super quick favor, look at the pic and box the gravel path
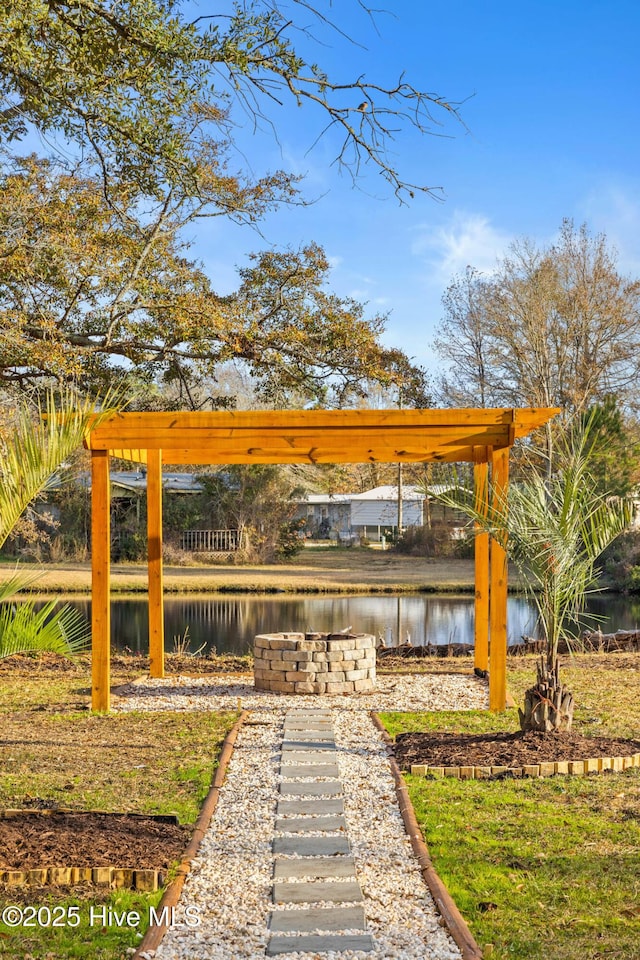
[122,674,487,959]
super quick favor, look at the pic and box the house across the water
[294,484,464,542]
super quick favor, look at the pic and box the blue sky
[190,0,640,376]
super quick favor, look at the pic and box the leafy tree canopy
[0,0,462,200]
[0,3,444,406]
[0,155,427,405]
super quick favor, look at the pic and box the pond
[58,593,640,656]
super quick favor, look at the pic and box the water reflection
[63,593,640,656]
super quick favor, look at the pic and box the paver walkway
[267,708,374,956]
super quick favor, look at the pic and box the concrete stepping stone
[274,815,347,833]
[282,730,335,739]
[272,836,350,856]
[281,751,338,763]
[277,798,344,816]
[269,709,373,956]
[285,712,332,719]
[285,707,332,720]
[284,720,332,725]
[280,764,340,779]
[267,933,374,956]
[273,880,363,904]
[282,740,336,750]
[284,722,333,730]
[284,727,336,743]
[280,781,343,796]
[284,721,333,728]
[273,857,356,880]
[284,713,333,719]
[269,905,367,933]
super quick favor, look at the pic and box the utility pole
[397,388,403,538]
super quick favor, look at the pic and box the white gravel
[114,671,487,714]
[123,674,487,959]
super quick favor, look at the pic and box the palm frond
[0,568,47,602]
[431,416,632,666]
[0,598,88,660]
[0,385,126,661]
[0,385,125,550]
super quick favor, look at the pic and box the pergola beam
[88,408,555,468]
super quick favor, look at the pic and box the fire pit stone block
[253,632,376,694]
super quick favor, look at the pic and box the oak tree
[0,1,461,201]
[0,156,419,404]
[1,3,452,404]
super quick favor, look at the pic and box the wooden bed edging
[133,709,249,959]
[409,751,640,781]
[370,711,483,960]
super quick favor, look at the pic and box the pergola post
[473,452,490,674]
[91,449,111,712]
[147,448,165,678]
[489,445,509,711]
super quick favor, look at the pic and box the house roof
[348,485,424,501]
[111,471,204,493]
[299,493,351,504]
[45,471,204,494]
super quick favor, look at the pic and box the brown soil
[0,650,250,676]
[0,812,190,871]
[393,729,640,770]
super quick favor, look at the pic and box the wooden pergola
[85,407,558,712]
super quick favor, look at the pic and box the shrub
[395,522,473,558]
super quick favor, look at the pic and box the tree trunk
[518,656,574,732]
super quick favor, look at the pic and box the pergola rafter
[85,406,558,711]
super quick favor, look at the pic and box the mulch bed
[0,651,250,676]
[0,812,190,871]
[393,730,640,771]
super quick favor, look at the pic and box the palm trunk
[519,656,574,732]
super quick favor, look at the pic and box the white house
[349,485,424,539]
[295,485,425,541]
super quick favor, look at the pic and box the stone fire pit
[253,632,376,695]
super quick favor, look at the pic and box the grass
[0,550,481,594]
[506,653,640,739]
[404,769,640,960]
[0,889,164,960]
[380,652,640,960]
[0,696,238,825]
[0,664,239,959]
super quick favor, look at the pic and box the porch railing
[180,528,245,553]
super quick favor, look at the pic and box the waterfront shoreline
[0,552,486,595]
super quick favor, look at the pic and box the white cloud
[411,211,513,282]
[579,182,640,275]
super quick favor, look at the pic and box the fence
[180,528,245,553]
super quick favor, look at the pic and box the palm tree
[434,419,632,732]
[0,388,118,659]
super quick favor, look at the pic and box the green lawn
[401,766,640,960]
[380,655,640,960]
